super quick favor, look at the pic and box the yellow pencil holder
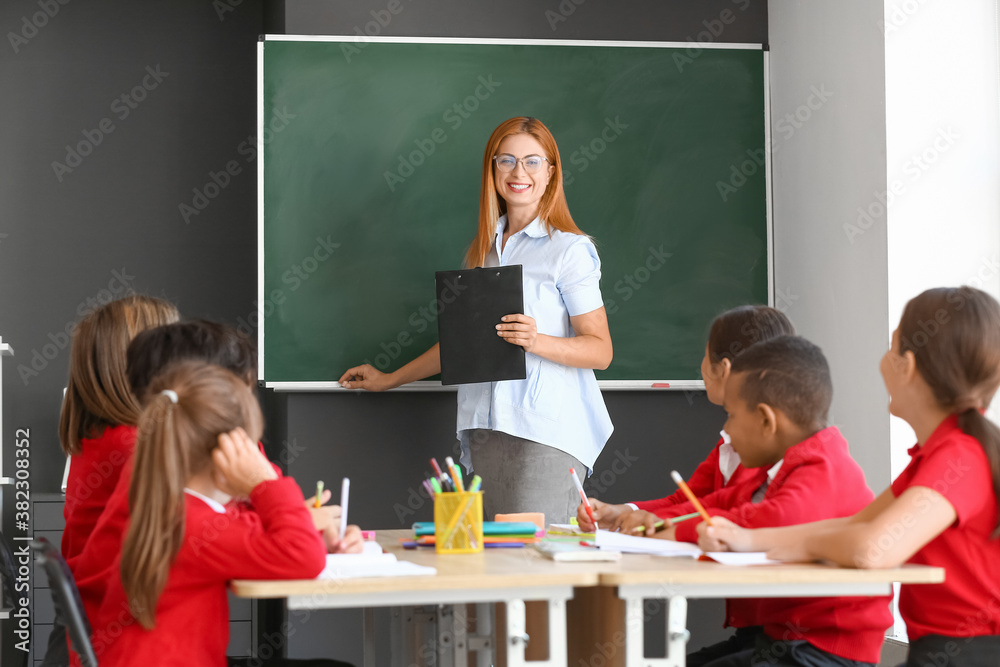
[434,491,484,554]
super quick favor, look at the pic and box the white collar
[766,459,784,481]
[495,214,547,238]
[184,487,227,514]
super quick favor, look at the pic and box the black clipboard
[435,265,526,386]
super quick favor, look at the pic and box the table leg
[469,603,494,667]
[363,607,376,667]
[622,589,690,667]
[504,599,529,667]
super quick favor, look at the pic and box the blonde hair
[59,295,179,455]
[464,117,587,269]
[120,361,264,628]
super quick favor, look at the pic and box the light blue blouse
[457,215,614,472]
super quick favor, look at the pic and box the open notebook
[594,530,779,565]
[319,542,437,579]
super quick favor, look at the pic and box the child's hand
[649,525,677,541]
[618,509,659,534]
[306,499,343,533]
[212,428,278,498]
[698,516,750,552]
[333,525,364,554]
[577,498,628,532]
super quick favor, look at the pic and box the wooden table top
[231,529,600,599]
[231,529,945,599]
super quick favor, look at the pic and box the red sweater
[671,427,893,663]
[61,425,137,562]
[93,478,325,667]
[69,446,285,666]
[891,415,1000,640]
[633,437,756,515]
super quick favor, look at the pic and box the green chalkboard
[260,38,769,384]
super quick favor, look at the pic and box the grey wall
[768,1,891,489]
[0,0,262,662]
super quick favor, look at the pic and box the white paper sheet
[319,551,437,579]
[704,552,782,566]
[594,529,702,557]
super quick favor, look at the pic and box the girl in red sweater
[59,294,178,562]
[577,304,794,534]
[706,286,1000,667]
[43,295,177,667]
[97,361,327,667]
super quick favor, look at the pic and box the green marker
[430,477,443,495]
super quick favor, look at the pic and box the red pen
[570,467,598,529]
[430,458,445,479]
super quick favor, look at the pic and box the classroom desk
[598,555,945,667]
[231,531,945,667]
[232,529,601,667]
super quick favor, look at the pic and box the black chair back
[30,537,98,667]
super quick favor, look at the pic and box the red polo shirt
[891,414,1000,640]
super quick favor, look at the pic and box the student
[42,296,178,667]
[576,305,794,535]
[96,361,329,667]
[657,336,892,667]
[704,286,1000,667]
[69,320,360,667]
[59,295,178,562]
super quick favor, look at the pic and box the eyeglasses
[493,154,551,173]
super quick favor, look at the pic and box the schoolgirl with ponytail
[705,286,1000,667]
[96,361,326,666]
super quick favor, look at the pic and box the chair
[30,538,98,667]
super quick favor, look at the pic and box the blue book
[412,521,539,537]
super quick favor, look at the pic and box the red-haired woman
[340,117,614,522]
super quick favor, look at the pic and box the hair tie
[953,397,983,413]
[161,389,179,404]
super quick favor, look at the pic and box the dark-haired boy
[652,336,892,667]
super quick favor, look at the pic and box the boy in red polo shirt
[653,335,892,667]
[705,286,1000,666]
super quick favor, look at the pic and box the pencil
[670,471,714,526]
[667,511,702,525]
[634,520,665,534]
[314,480,324,508]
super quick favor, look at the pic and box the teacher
[339,117,614,523]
